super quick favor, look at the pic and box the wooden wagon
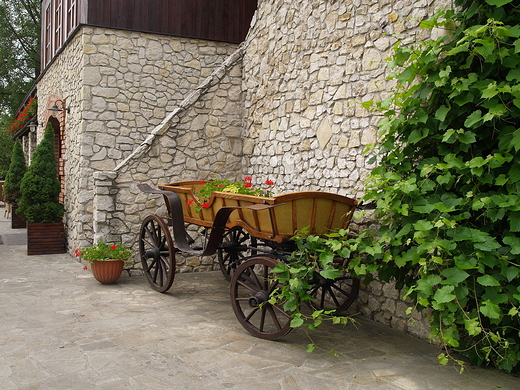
[138,180,359,339]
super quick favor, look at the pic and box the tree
[0,114,14,178]
[18,123,64,223]
[0,0,40,115]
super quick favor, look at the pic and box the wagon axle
[248,290,269,308]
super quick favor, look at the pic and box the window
[66,0,77,37]
[54,0,62,49]
[44,3,52,66]
[42,0,79,68]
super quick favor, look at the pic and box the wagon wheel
[307,269,360,314]
[139,215,176,293]
[218,226,257,281]
[230,256,292,340]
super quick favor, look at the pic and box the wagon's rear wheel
[308,270,360,314]
[230,256,292,339]
[139,215,176,293]
[218,226,257,281]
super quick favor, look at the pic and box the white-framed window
[43,0,79,68]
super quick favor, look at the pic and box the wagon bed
[159,180,358,242]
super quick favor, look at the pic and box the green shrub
[3,140,26,204]
[357,0,520,373]
[18,123,64,223]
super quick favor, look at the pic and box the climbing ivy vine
[357,0,520,373]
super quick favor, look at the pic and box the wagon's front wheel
[139,215,176,293]
[230,256,292,340]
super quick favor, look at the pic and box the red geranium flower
[244,176,252,181]
[74,249,82,257]
[200,180,205,184]
[186,199,194,207]
[201,202,210,208]
[110,244,117,250]
[217,184,223,188]
[83,266,88,270]
[265,180,274,185]
[244,182,252,188]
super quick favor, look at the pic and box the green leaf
[508,128,520,152]
[306,343,316,353]
[435,105,449,122]
[414,220,434,231]
[290,317,304,327]
[464,110,482,128]
[503,236,520,255]
[477,275,501,287]
[508,211,520,232]
[408,129,425,144]
[480,300,502,320]
[485,0,513,6]
[319,268,341,280]
[474,239,501,251]
[434,285,456,303]
[464,318,482,336]
[438,353,449,365]
[441,267,470,285]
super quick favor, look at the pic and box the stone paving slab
[0,233,27,245]
[0,214,519,389]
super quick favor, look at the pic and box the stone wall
[241,0,451,338]
[37,26,244,263]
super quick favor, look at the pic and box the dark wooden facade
[86,0,257,43]
[42,0,257,69]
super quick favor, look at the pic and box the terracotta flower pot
[90,259,125,284]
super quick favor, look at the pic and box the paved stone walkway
[0,205,519,389]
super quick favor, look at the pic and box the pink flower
[201,202,210,208]
[265,180,274,185]
[83,266,88,270]
[110,245,117,250]
[244,182,252,188]
[186,199,194,207]
[244,176,252,181]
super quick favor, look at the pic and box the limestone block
[362,48,382,71]
[92,34,109,45]
[361,127,378,145]
[317,119,332,149]
[83,67,102,86]
[145,40,163,61]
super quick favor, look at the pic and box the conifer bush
[3,140,26,205]
[18,123,64,223]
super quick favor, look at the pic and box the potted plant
[75,242,133,284]
[3,140,27,228]
[17,123,65,255]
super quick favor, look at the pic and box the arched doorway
[46,114,65,203]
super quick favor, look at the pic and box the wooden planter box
[159,181,358,242]
[11,204,27,229]
[27,222,66,255]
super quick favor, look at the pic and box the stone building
[25,0,452,338]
